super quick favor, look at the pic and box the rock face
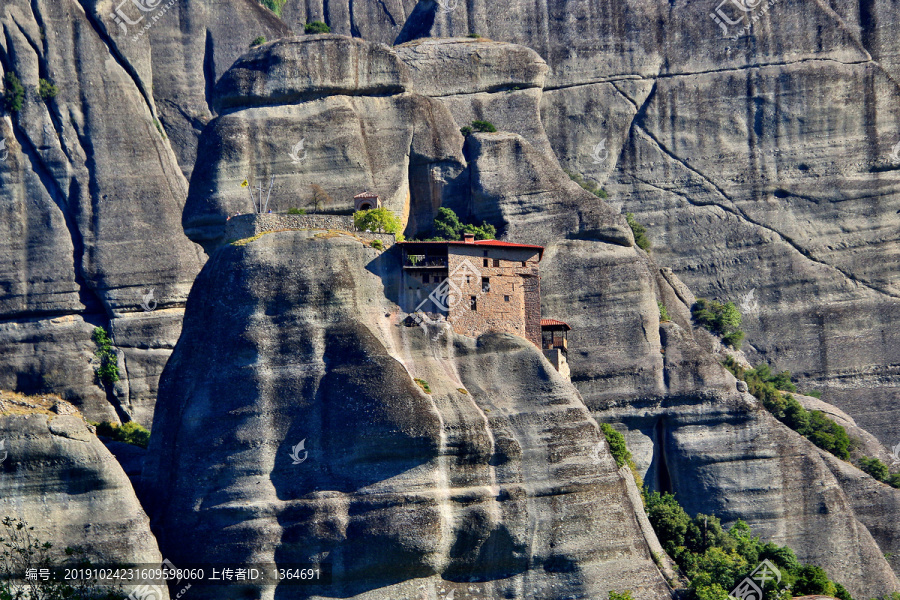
[0,408,163,591]
[183,36,465,251]
[0,0,205,424]
[142,231,672,599]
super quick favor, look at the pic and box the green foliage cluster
[858,456,900,488]
[643,491,852,600]
[304,20,331,34]
[259,0,287,16]
[287,207,306,215]
[354,207,405,241]
[658,301,670,322]
[467,33,481,38]
[608,591,635,600]
[724,357,852,460]
[600,423,643,489]
[92,421,151,448]
[37,79,58,100]
[250,36,267,47]
[625,213,651,252]
[460,120,497,136]
[3,73,25,113]
[424,207,495,241]
[1,517,122,600]
[564,169,609,199]
[691,298,743,348]
[414,378,431,394]
[91,327,119,386]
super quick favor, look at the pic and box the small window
[483,259,489,268]
[493,258,500,267]
[423,274,429,284]
[504,295,510,302]
[482,278,490,293]
[522,261,527,267]
[470,296,477,311]
[483,250,488,257]
[466,276,471,284]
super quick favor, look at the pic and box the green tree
[91,327,119,386]
[3,72,25,113]
[38,78,58,100]
[858,456,890,482]
[692,299,744,348]
[305,20,331,33]
[250,36,267,47]
[428,207,495,241]
[354,208,404,240]
[793,564,837,596]
[471,120,496,133]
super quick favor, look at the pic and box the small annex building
[354,191,381,211]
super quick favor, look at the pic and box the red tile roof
[540,319,571,330]
[400,239,544,259]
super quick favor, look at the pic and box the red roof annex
[540,319,571,330]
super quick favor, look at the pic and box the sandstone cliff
[142,231,673,599]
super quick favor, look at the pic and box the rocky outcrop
[0,400,164,595]
[0,0,205,422]
[184,36,465,251]
[142,231,673,599]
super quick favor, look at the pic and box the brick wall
[442,245,541,344]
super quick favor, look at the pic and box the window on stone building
[470,296,477,311]
[483,259,489,267]
[522,261,527,267]
[493,258,500,267]
[482,278,490,293]
[504,295,510,302]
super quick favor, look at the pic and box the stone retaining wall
[225,213,396,248]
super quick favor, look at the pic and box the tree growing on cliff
[304,20,331,34]
[692,298,744,348]
[428,207,495,241]
[3,73,25,113]
[354,207,404,240]
[91,327,119,386]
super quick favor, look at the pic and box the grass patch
[564,169,608,199]
[259,0,287,16]
[250,36,267,47]
[457,388,468,395]
[90,420,151,448]
[600,423,643,490]
[414,378,432,394]
[305,20,331,33]
[658,301,670,322]
[287,207,306,215]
